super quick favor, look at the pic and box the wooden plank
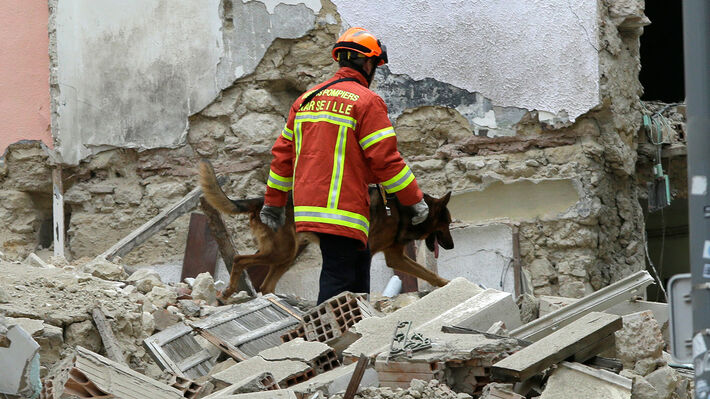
[180,213,219,281]
[266,296,303,322]
[99,177,226,261]
[193,326,247,362]
[584,356,623,373]
[343,355,369,399]
[491,312,622,383]
[199,197,256,296]
[92,308,126,365]
[572,333,615,363]
[52,167,65,259]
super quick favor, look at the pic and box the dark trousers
[317,233,371,304]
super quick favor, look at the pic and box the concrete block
[0,325,40,396]
[288,362,379,397]
[436,224,516,293]
[644,366,679,399]
[480,383,524,399]
[540,362,631,399]
[452,289,522,331]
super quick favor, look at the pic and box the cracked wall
[1,0,649,300]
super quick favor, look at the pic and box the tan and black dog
[198,159,453,298]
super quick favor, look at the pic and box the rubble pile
[0,253,694,399]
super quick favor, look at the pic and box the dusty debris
[192,272,218,304]
[330,379,472,399]
[128,268,166,294]
[81,257,127,280]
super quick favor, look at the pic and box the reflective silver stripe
[281,127,294,140]
[268,175,292,190]
[359,127,395,150]
[295,113,356,129]
[382,168,413,192]
[328,125,347,208]
[294,210,369,230]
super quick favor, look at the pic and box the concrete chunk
[453,289,522,331]
[0,325,40,396]
[212,356,310,390]
[540,362,631,399]
[202,372,278,398]
[258,338,330,362]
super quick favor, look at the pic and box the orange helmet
[332,27,388,66]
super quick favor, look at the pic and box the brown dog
[198,160,453,298]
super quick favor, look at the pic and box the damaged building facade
[0,0,686,300]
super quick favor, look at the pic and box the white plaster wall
[54,0,319,165]
[435,224,516,293]
[333,0,600,120]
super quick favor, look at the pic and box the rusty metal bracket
[387,321,431,360]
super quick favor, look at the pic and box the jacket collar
[334,67,370,87]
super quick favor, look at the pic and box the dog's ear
[426,233,437,251]
[442,191,451,205]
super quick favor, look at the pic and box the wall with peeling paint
[52,0,600,164]
[53,0,320,165]
[334,0,600,121]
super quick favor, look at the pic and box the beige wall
[0,0,51,155]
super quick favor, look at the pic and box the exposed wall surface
[53,0,325,165]
[0,0,52,155]
[333,0,600,120]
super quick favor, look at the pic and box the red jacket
[264,67,423,245]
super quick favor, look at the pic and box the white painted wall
[435,224,516,294]
[333,0,600,120]
[54,0,319,165]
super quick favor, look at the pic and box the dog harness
[264,67,423,245]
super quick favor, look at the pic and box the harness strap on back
[299,78,359,110]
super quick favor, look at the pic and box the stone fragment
[0,287,9,303]
[147,286,177,309]
[128,269,165,294]
[540,362,631,399]
[153,309,181,331]
[178,299,201,317]
[644,366,679,399]
[145,181,187,209]
[479,383,522,399]
[115,183,143,205]
[630,375,660,399]
[65,320,102,353]
[530,258,556,288]
[517,293,539,324]
[615,311,664,370]
[191,272,217,304]
[142,312,155,336]
[243,87,278,112]
[81,258,126,281]
[5,317,64,366]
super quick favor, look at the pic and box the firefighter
[261,27,429,304]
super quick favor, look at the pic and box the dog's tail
[198,159,263,214]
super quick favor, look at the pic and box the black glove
[410,198,429,225]
[260,205,285,231]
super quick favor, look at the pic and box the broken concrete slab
[259,338,340,374]
[538,295,669,327]
[5,316,64,366]
[44,346,184,399]
[202,372,278,398]
[0,324,41,397]
[644,365,680,399]
[492,312,622,382]
[452,289,522,331]
[343,277,484,359]
[511,271,653,342]
[540,362,631,399]
[212,356,312,390]
[288,362,379,397]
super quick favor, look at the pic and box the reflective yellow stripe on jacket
[381,165,415,194]
[294,206,369,236]
[267,169,293,192]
